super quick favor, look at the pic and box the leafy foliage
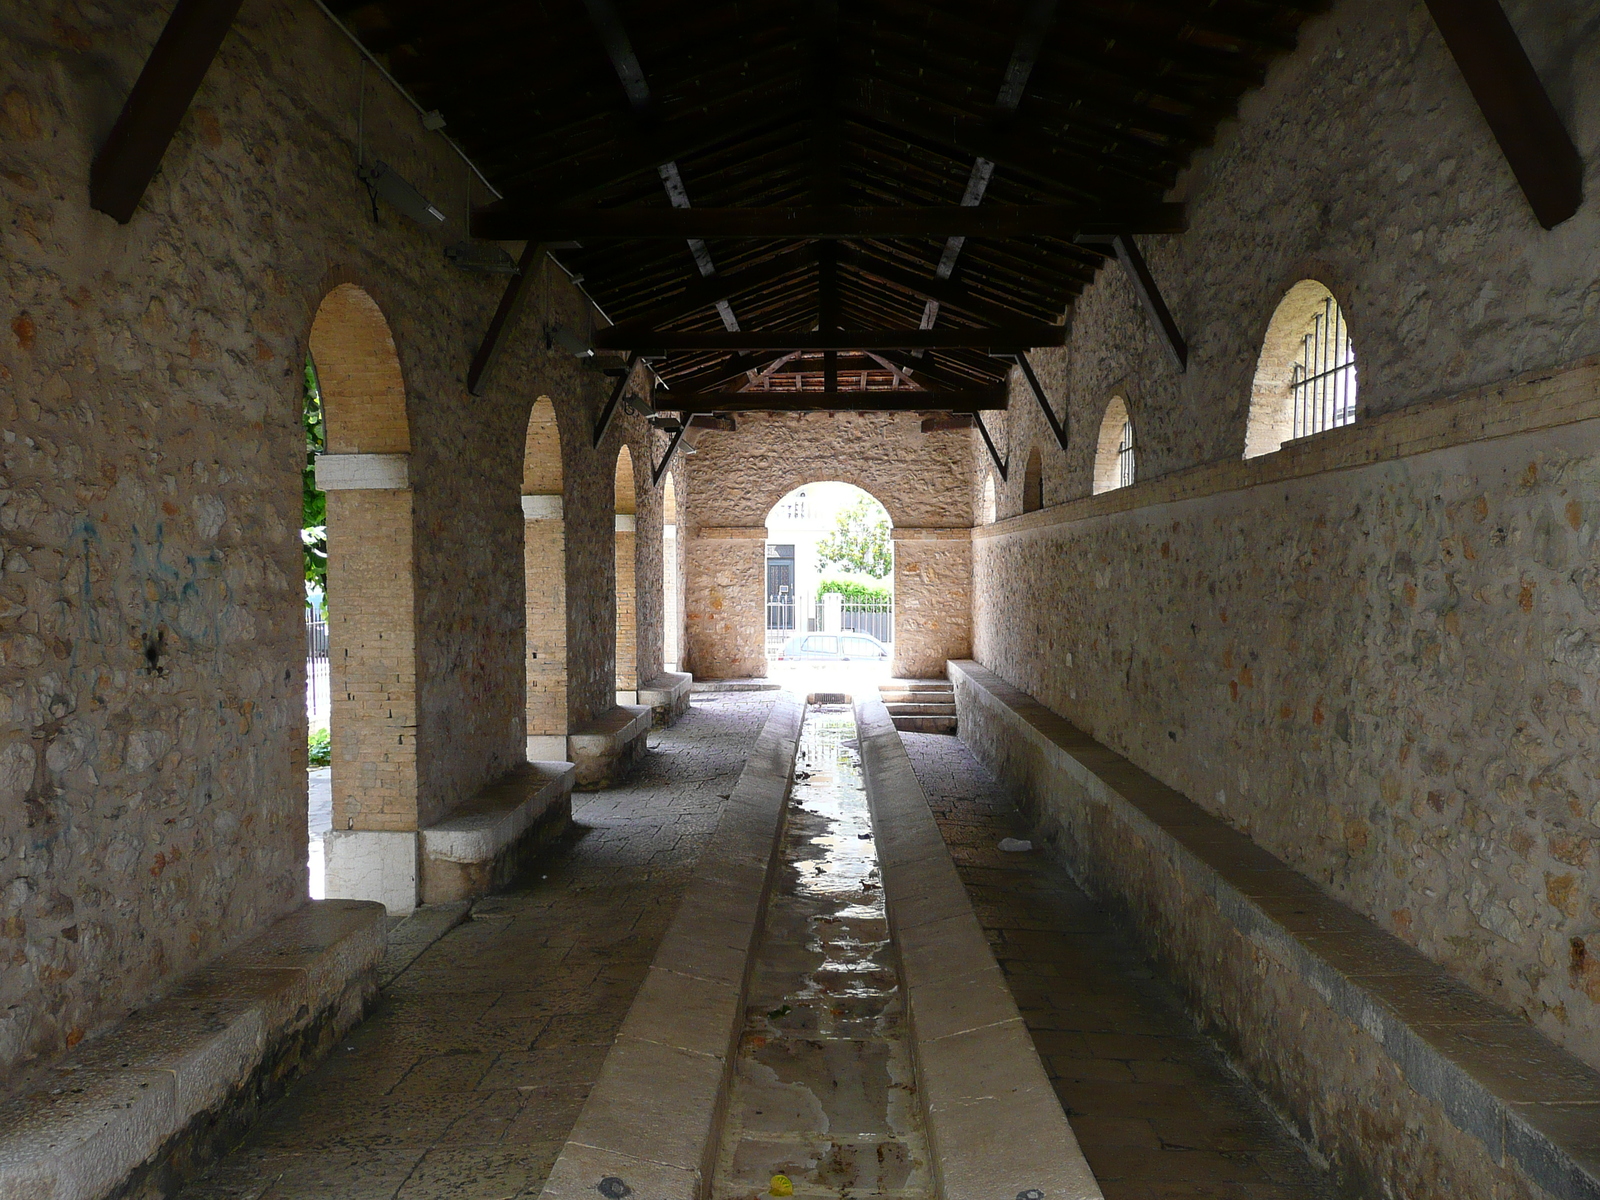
[308,726,332,767]
[303,356,327,595]
[817,579,890,603]
[814,497,892,579]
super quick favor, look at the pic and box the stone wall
[0,0,645,1081]
[682,411,974,678]
[970,0,1600,1071]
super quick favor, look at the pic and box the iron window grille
[1291,297,1357,439]
[1117,420,1135,489]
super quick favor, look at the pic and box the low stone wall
[951,659,1600,1200]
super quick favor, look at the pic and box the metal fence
[765,593,892,654]
[306,615,329,717]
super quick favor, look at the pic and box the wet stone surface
[713,705,931,1200]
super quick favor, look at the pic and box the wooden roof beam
[473,202,1184,241]
[595,325,1068,353]
[655,390,1008,413]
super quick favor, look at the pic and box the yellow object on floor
[769,1175,794,1197]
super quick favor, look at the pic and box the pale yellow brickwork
[309,284,411,455]
[311,285,420,834]
[614,447,638,690]
[326,488,418,832]
[523,399,568,737]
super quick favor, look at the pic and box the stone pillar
[890,528,973,679]
[523,493,567,761]
[684,527,767,679]
[317,452,420,914]
[615,512,638,704]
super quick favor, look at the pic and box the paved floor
[181,693,775,1200]
[901,732,1345,1200]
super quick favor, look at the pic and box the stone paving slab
[174,694,777,1200]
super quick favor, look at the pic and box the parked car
[774,632,889,661]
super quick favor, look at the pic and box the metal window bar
[305,614,329,717]
[1116,421,1135,489]
[1291,297,1357,440]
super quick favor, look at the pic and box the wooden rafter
[595,325,1068,354]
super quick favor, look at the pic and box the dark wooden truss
[325,0,1340,408]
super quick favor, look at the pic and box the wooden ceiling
[331,0,1324,411]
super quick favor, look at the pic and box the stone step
[885,702,957,717]
[880,688,955,704]
[880,678,952,692]
[891,715,958,734]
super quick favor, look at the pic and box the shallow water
[711,703,932,1200]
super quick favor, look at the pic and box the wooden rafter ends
[1424,0,1582,230]
[90,0,245,223]
[472,203,1187,242]
[655,390,1007,413]
[594,326,1067,353]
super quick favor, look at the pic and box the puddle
[711,704,931,1200]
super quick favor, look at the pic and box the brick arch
[522,397,564,494]
[522,397,567,752]
[613,444,637,515]
[309,283,420,913]
[762,479,896,529]
[310,283,410,454]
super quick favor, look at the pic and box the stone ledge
[638,671,692,727]
[0,900,385,1200]
[853,694,1104,1200]
[689,679,781,693]
[949,658,1600,1200]
[419,761,575,904]
[537,695,805,1200]
[567,705,651,790]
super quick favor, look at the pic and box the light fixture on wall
[359,160,446,228]
[445,241,520,273]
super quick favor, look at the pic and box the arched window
[521,397,567,760]
[1021,447,1043,513]
[1246,280,1358,458]
[980,474,996,524]
[1093,397,1135,495]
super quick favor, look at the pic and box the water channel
[711,702,932,1200]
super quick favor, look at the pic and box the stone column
[523,493,567,760]
[318,452,420,914]
[615,512,638,704]
[684,527,767,679]
[890,528,973,679]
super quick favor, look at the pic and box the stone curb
[853,694,1105,1200]
[536,694,805,1200]
[0,899,386,1200]
[949,658,1600,1200]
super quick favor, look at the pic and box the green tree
[302,356,327,595]
[815,496,892,579]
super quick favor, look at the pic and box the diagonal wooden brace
[973,412,1010,481]
[651,416,695,486]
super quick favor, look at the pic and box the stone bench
[949,658,1600,1200]
[0,899,385,1200]
[419,761,575,904]
[637,671,692,726]
[567,704,651,789]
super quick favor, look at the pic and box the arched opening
[614,445,638,702]
[981,474,997,525]
[308,283,420,914]
[522,397,567,761]
[1093,397,1135,495]
[1022,447,1043,513]
[764,482,893,677]
[1246,279,1359,458]
[662,474,681,673]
